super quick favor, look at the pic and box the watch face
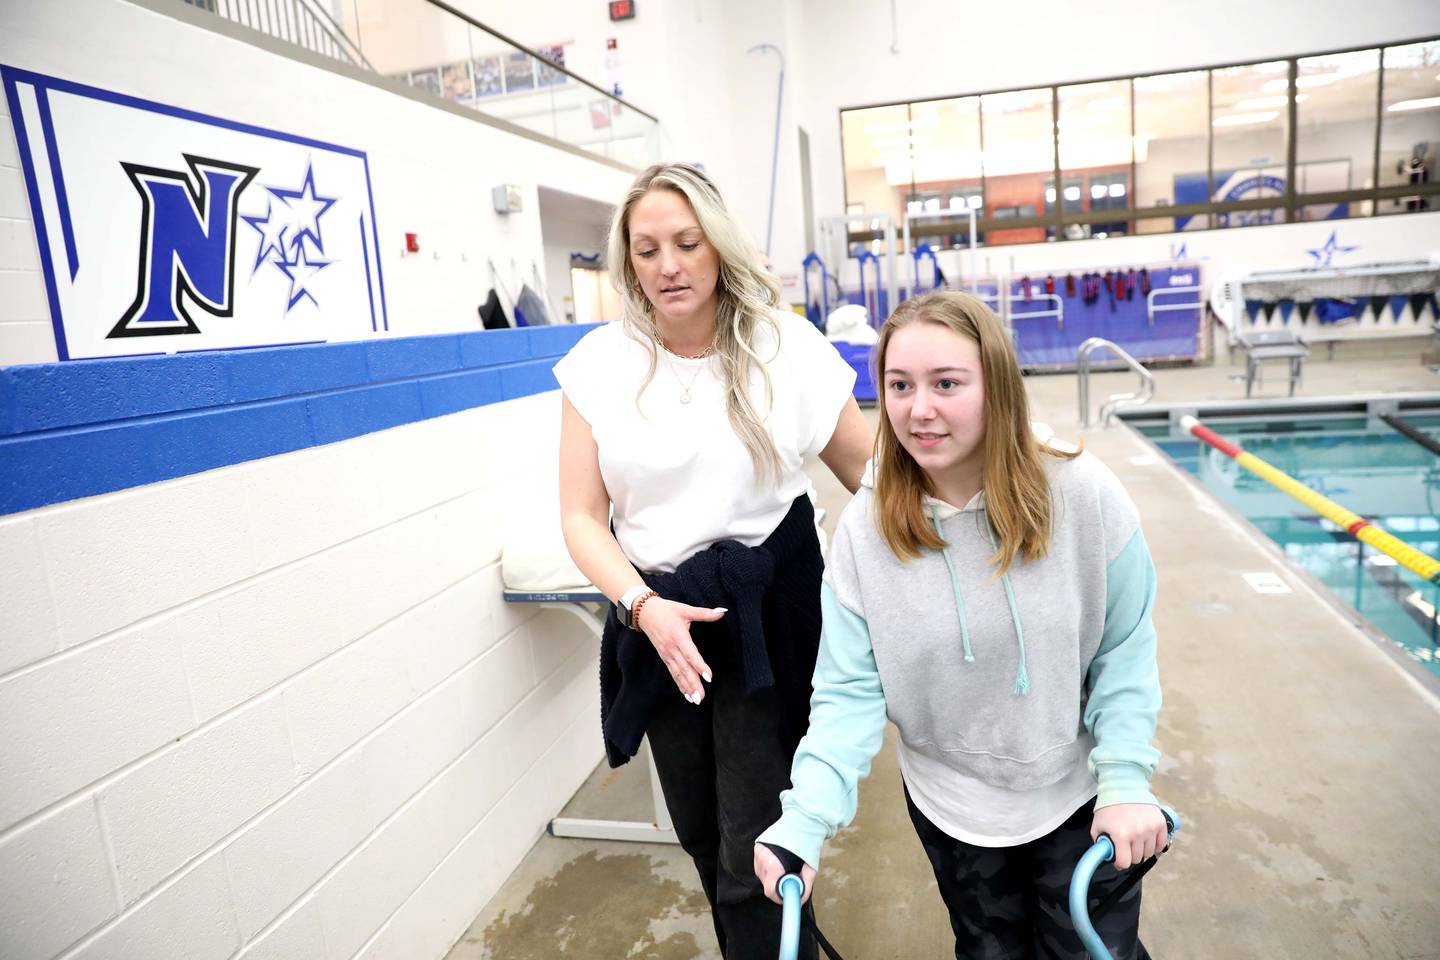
[617,601,633,629]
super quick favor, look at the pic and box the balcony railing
[182,0,660,168]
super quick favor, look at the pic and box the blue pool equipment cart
[1070,805,1181,960]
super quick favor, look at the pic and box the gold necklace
[659,334,716,360]
[668,354,709,404]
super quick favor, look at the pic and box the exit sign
[609,0,635,20]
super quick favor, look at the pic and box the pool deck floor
[447,343,1440,959]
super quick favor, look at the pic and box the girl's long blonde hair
[872,291,1079,574]
[607,163,784,485]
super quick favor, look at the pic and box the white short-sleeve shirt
[554,310,857,572]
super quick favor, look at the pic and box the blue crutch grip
[777,873,804,960]
[1070,806,1180,960]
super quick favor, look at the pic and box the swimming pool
[1130,400,1440,680]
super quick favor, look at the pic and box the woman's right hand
[636,597,724,704]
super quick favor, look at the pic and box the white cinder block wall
[0,0,633,956]
[0,392,601,960]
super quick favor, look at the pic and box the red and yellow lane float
[1179,414,1440,586]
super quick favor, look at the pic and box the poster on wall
[1,66,389,361]
[442,62,474,101]
[535,46,568,87]
[408,69,441,96]
[503,52,536,93]
[473,56,503,96]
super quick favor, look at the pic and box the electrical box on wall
[492,184,523,214]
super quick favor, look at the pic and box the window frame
[838,35,1440,250]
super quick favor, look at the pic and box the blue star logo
[241,200,291,273]
[1306,230,1358,268]
[273,245,331,311]
[240,160,339,310]
[1172,242,1189,260]
[268,164,337,254]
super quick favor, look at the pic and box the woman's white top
[554,310,857,573]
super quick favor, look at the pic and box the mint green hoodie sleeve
[1085,526,1163,808]
[756,581,888,869]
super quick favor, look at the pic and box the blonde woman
[754,291,1167,960]
[555,162,872,958]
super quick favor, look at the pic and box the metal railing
[181,0,660,167]
[1077,337,1154,427]
[189,0,373,69]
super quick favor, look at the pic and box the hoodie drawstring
[984,523,1030,695]
[930,505,974,663]
[929,502,1030,696]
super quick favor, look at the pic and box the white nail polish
[691,690,703,703]
[701,670,713,683]
[713,607,728,615]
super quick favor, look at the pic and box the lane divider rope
[1179,414,1440,586]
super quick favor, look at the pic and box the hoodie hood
[860,420,1070,518]
[859,457,984,521]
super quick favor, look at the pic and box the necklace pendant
[680,392,692,404]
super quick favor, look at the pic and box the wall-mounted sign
[1,66,389,360]
[608,1,635,21]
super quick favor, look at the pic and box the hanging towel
[514,284,552,327]
[479,289,511,330]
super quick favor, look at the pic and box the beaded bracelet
[631,589,659,629]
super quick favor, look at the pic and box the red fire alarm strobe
[608,1,635,22]
[405,232,420,253]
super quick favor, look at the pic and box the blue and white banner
[2,67,388,360]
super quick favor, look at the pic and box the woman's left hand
[1090,803,1168,870]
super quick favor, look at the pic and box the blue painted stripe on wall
[0,326,586,437]
[0,325,597,516]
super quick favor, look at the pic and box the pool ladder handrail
[1077,338,1155,428]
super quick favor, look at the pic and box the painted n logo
[110,155,258,338]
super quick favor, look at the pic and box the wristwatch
[616,584,656,630]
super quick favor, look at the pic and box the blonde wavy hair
[606,162,784,485]
[872,291,1080,574]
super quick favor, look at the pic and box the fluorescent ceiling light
[967,194,983,209]
[1388,96,1440,112]
[1063,185,1081,202]
[948,196,964,210]
[1108,182,1127,197]
[1091,183,1108,199]
[1213,111,1280,126]
[1045,187,1057,202]
[1234,94,1308,110]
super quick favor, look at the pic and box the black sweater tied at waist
[599,493,823,767]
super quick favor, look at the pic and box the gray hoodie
[758,450,1162,868]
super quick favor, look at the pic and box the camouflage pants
[906,788,1151,960]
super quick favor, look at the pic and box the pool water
[1140,412,1440,679]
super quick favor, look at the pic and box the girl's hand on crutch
[754,843,817,905]
[1090,803,1169,870]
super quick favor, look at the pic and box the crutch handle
[1069,805,1181,960]
[777,873,804,960]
